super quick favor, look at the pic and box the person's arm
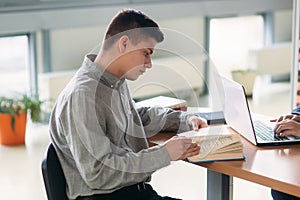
[59,90,171,190]
[137,106,183,132]
[136,105,207,135]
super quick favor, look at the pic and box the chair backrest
[41,143,68,200]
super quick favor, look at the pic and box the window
[0,35,30,97]
[209,15,264,77]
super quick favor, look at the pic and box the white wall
[45,8,292,72]
[50,26,105,71]
[250,42,292,76]
[159,17,205,47]
[274,9,293,42]
[48,16,205,72]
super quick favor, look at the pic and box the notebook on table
[220,75,300,146]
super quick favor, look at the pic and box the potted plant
[0,94,43,146]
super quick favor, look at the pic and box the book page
[178,125,230,137]
[178,125,243,161]
[135,96,187,109]
[188,134,242,162]
[193,135,240,159]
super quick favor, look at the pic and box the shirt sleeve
[58,89,171,190]
[136,105,193,136]
[292,106,300,115]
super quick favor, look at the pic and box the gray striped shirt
[49,54,192,199]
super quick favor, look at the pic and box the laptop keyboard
[253,120,288,141]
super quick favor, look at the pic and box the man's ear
[118,35,129,53]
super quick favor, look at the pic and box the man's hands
[271,114,300,137]
[163,136,200,161]
[188,115,208,131]
[163,115,207,161]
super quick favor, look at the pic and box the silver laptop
[220,75,300,146]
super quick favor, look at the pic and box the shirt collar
[82,54,125,89]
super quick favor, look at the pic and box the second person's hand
[273,119,300,138]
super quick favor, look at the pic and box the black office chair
[41,143,68,200]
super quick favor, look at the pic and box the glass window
[0,35,30,97]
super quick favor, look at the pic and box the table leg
[207,169,233,200]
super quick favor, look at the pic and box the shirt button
[111,85,114,88]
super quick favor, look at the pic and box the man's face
[121,37,157,81]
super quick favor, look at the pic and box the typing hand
[273,119,300,138]
[270,114,299,123]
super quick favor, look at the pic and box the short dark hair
[103,9,164,49]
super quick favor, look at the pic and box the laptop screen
[220,76,258,145]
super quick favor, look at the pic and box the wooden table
[148,130,300,200]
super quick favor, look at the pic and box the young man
[49,9,207,200]
[270,106,300,200]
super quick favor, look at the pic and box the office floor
[0,78,291,200]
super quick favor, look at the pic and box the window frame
[0,32,38,97]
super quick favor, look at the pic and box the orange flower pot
[0,113,27,145]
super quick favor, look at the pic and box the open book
[178,125,245,163]
[135,96,187,111]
